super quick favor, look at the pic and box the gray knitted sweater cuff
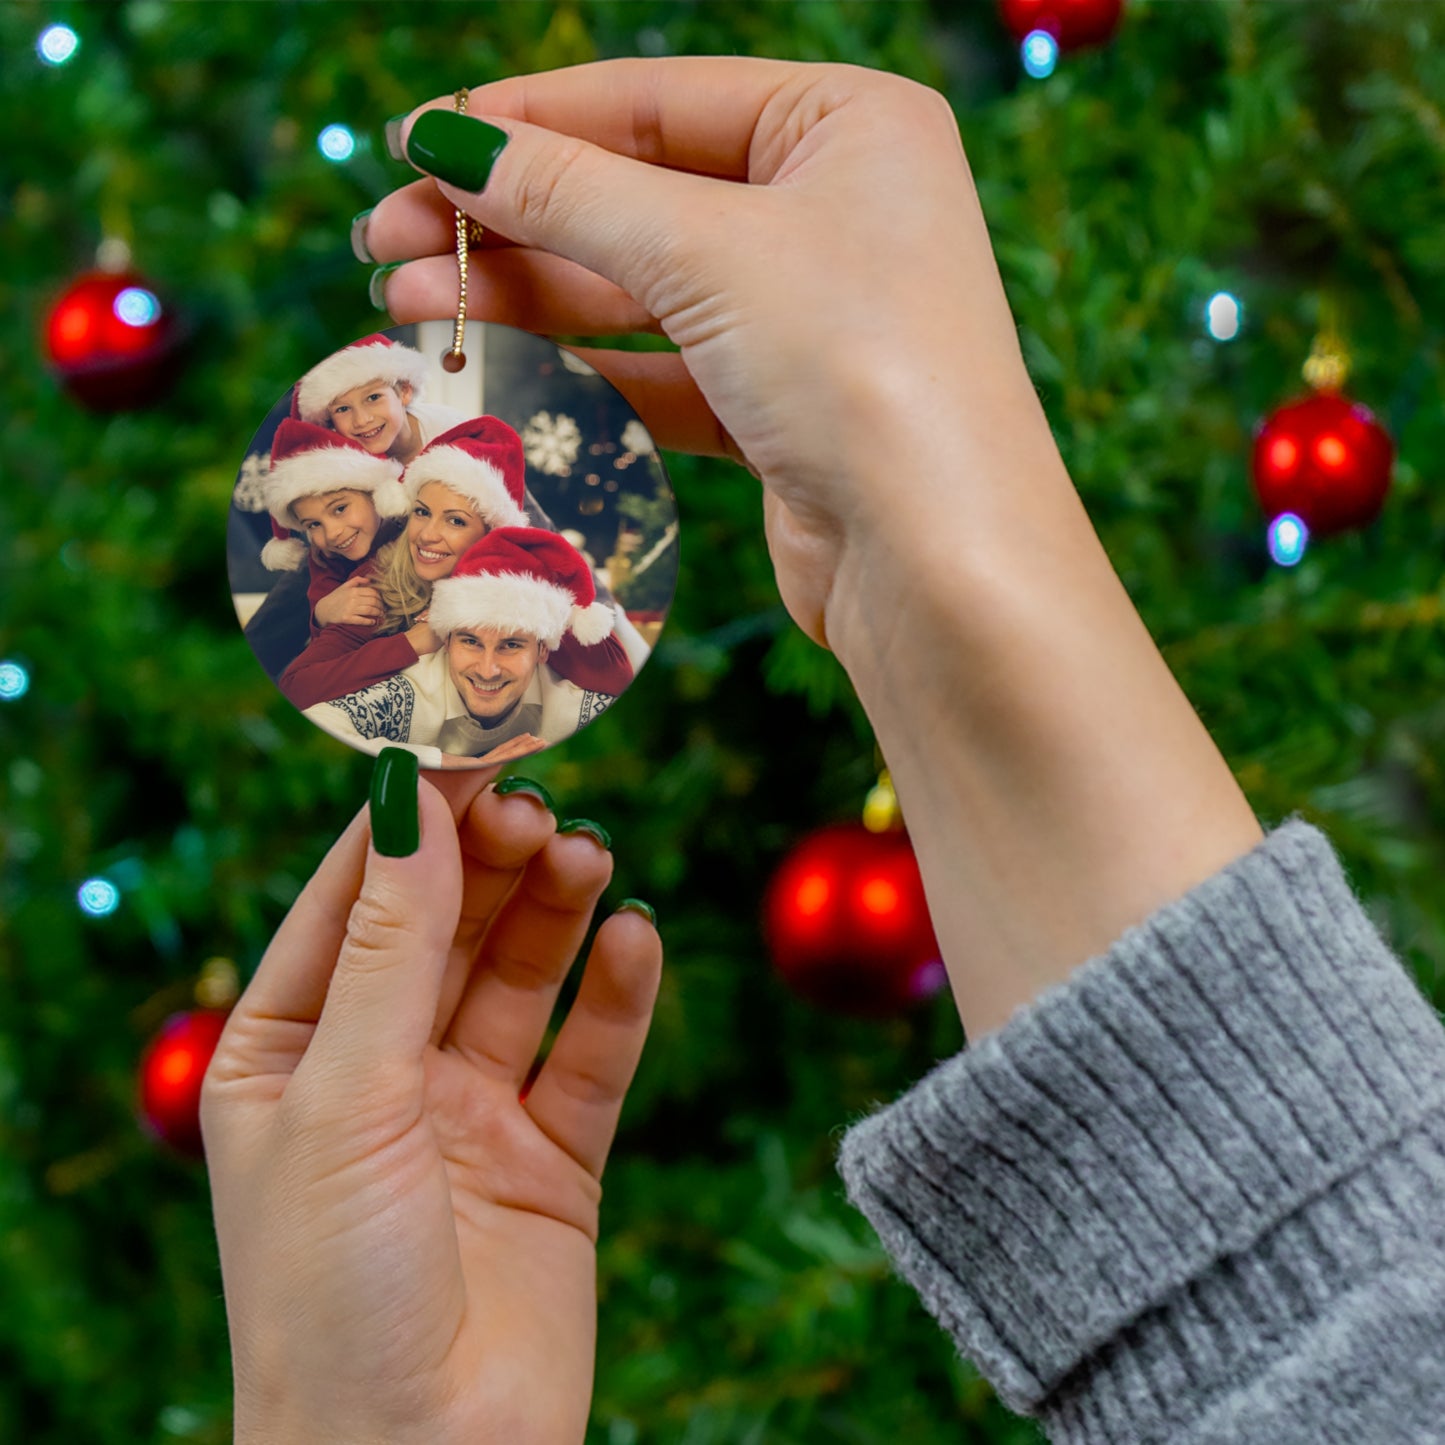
[837,819,1445,1440]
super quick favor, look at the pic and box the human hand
[478,732,549,764]
[405,618,441,655]
[314,575,384,629]
[202,756,662,1444]
[365,58,1063,656]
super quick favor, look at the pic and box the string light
[1267,512,1309,568]
[0,660,29,701]
[318,124,356,162]
[77,878,121,918]
[37,24,79,66]
[114,287,162,327]
[1022,31,1059,78]
[1205,292,1242,341]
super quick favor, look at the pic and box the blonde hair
[374,536,432,635]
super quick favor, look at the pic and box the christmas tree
[2,3,1442,1441]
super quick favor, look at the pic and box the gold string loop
[441,87,478,374]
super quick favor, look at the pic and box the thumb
[303,750,462,1085]
[399,107,742,316]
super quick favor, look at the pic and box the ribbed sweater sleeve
[837,819,1445,1443]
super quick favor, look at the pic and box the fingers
[440,829,614,1085]
[300,778,463,1082]
[524,907,662,1180]
[377,246,662,337]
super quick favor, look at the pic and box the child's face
[290,489,382,563]
[326,379,413,456]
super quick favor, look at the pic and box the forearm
[826,398,1261,1041]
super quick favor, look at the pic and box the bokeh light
[1205,291,1242,341]
[0,660,29,701]
[1267,512,1309,567]
[37,24,79,66]
[318,124,356,162]
[1022,31,1059,79]
[77,878,121,917]
[114,287,162,328]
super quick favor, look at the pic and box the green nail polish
[350,208,375,264]
[494,775,555,812]
[368,262,403,312]
[617,898,657,927]
[370,748,420,857]
[405,110,509,192]
[559,818,612,850]
[384,113,409,162]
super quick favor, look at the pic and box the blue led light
[78,878,121,918]
[1268,512,1309,568]
[38,24,79,65]
[318,124,357,162]
[0,660,28,701]
[1022,30,1059,79]
[114,287,161,328]
[1205,291,1242,342]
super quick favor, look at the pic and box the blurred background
[2,3,1443,1442]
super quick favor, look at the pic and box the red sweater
[279,556,634,710]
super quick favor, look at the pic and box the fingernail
[558,818,611,850]
[405,110,510,192]
[384,113,409,162]
[617,898,657,927]
[368,262,403,312]
[493,775,555,813]
[370,747,420,857]
[350,208,375,264]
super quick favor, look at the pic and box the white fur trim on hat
[266,446,407,527]
[406,446,528,530]
[293,341,429,424]
[568,600,615,647]
[428,571,576,650]
[261,536,308,572]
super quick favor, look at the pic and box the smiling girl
[277,416,635,711]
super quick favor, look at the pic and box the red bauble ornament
[138,1009,229,1156]
[44,269,182,410]
[763,823,945,1017]
[998,0,1124,50]
[1251,392,1394,537]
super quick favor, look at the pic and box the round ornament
[1251,391,1393,537]
[44,269,182,410]
[227,321,679,771]
[763,822,945,1017]
[997,0,1125,50]
[138,1009,229,1156]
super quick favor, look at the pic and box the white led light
[0,660,29,700]
[1267,512,1308,567]
[1205,291,1242,342]
[114,287,161,327]
[318,124,356,162]
[38,24,79,66]
[1022,30,1059,79]
[78,878,121,917]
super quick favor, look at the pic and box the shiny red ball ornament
[44,269,181,410]
[998,0,1125,50]
[138,1009,229,1156]
[763,823,945,1017]
[1251,392,1394,537]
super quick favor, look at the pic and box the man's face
[326,379,413,455]
[447,628,548,723]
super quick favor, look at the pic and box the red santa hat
[291,333,430,424]
[428,527,615,650]
[402,416,529,531]
[260,419,407,571]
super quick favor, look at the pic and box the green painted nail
[617,898,657,927]
[405,110,509,192]
[368,262,403,312]
[350,208,375,264]
[370,748,420,857]
[559,818,612,850]
[494,775,555,812]
[384,113,409,162]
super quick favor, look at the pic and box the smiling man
[301,527,620,769]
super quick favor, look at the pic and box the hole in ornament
[441,350,467,373]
